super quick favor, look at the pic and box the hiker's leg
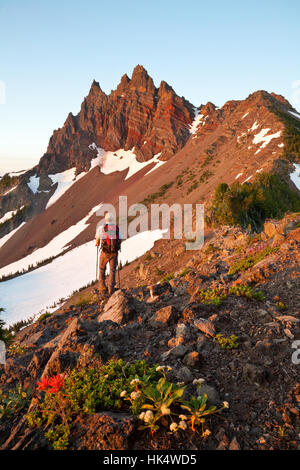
[99,251,108,292]
[108,253,118,295]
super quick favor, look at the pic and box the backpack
[101,224,121,253]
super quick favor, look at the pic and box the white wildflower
[223,401,229,408]
[130,391,140,400]
[130,378,141,386]
[120,390,127,397]
[138,412,145,421]
[179,414,187,420]
[144,410,154,423]
[179,420,187,430]
[160,405,171,415]
[170,422,178,432]
[193,378,205,385]
[202,429,211,438]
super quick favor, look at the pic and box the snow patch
[46,168,86,209]
[0,203,103,277]
[0,222,26,249]
[0,206,24,225]
[242,175,253,183]
[27,175,40,194]
[249,121,259,132]
[288,110,300,120]
[252,129,281,150]
[189,108,204,135]
[290,163,300,191]
[3,185,17,196]
[0,229,167,326]
[235,172,243,179]
[278,143,284,148]
[237,132,246,143]
[90,146,166,180]
[242,112,249,119]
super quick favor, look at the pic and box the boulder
[197,384,220,405]
[98,290,133,325]
[175,366,193,383]
[183,351,201,368]
[149,305,178,328]
[193,318,215,337]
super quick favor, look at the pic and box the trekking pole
[118,252,121,290]
[96,245,99,281]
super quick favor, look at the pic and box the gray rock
[98,290,133,325]
[196,335,208,352]
[175,366,193,383]
[183,351,201,368]
[197,384,220,405]
[176,323,191,338]
[169,344,189,358]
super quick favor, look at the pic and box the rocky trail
[0,213,299,450]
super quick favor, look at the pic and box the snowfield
[288,110,300,120]
[189,108,204,136]
[0,203,103,278]
[89,144,166,179]
[0,206,24,225]
[46,168,86,208]
[0,229,167,326]
[290,163,300,191]
[252,129,281,150]
[0,222,26,249]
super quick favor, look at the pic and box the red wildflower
[37,376,51,391]
[48,374,66,393]
[36,374,66,393]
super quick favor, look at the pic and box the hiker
[95,211,122,297]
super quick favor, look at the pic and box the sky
[0,0,299,174]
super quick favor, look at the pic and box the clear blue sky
[0,0,299,174]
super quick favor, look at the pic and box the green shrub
[215,334,239,350]
[141,182,174,205]
[195,284,265,305]
[209,173,300,231]
[160,272,175,283]
[0,384,30,420]
[28,360,229,448]
[228,246,279,275]
[272,110,300,162]
[8,342,29,356]
[27,359,162,449]
[0,174,18,194]
[37,312,52,322]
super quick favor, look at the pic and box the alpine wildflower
[161,405,171,415]
[120,390,127,398]
[170,422,178,432]
[144,410,154,424]
[179,420,187,430]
